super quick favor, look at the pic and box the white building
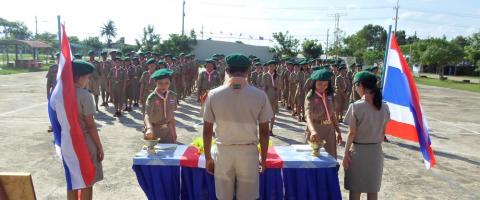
[192,40,274,62]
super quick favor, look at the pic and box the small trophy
[309,140,326,157]
[144,139,159,155]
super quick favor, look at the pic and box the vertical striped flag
[383,34,436,169]
[48,25,96,189]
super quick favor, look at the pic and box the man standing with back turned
[203,53,273,200]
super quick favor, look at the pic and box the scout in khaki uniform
[87,50,101,111]
[288,62,301,116]
[294,63,308,122]
[282,62,294,110]
[305,69,343,158]
[164,54,177,94]
[69,60,104,200]
[130,58,143,107]
[249,62,263,88]
[214,54,226,83]
[350,64,363,102]
[139,58,158,115]
[262,60,280,136]
[108,57,127,117]
[46,52,59,99]
[144,69,178,143]
[99,51,111,106]
[335,65,352,122]
[203,53,273,200]
[125,57,139,111]
[197,59,221,111]
[343,71,390,200]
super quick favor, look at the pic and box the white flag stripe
[386,102,416,126]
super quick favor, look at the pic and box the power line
[401,7,480,19]
[190,1,391,11]
[200,15,389,22]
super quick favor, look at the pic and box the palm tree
[100,20,117,48]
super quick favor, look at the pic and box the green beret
[157,60,166,66]
[55,52,60,57]
[211,57,219,61]
[265,60,278,65]
[253,58,260,62]
[299,60,308,65]
[73,54,82,59]
[72,60,95,77]
[254,62,262,66]
[205,59,216,65]
[286,61,294,65]
[354,71,377,84]
[88,50,95,56]
[338,66,347,70]
[146,58,156,65]
[164,54,172,58]
[357,64,363,68]
[122,57,130,61]
[138,52,145,56]
[101,51,108,55]
[371,66,379,71]
[309,69,334,81]
[179,53,185,57]
[116,52,123,56]
[113,57,121,61]
[151,69,174,80]
[225,53,251,69]
[212,54,220,58]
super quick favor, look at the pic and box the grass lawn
[415,76,480,93]
[0,65,50,75]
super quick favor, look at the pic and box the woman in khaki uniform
[335,65,352,122]
[343,71,390,200]
[262,60,280,135]
[139,58,158,115]
[304,69,343,159]
[144,69,178,143]
[70,60,104,200]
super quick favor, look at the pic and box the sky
[2,0,479,47]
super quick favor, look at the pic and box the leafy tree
[395,30,407,45]
[451,35,470,48]
[465,32,480,67]
[82,36,103,52]
[357,24,387,51]
[100,20,117,48]
[0,19,32,40]
[157,34,196,55]
[271,31,299,58]
[301,39,322,59]
[135,25,161,52]
[420,39,464,79]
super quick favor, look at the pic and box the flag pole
[380,25,392,89]
[57,15,61,52]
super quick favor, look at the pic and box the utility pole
[35,16,38,38]
[393,0,399,34]
[201,25,204,40]
[328,13,346,61]
[326,29,329,59]
[182,0,186,35]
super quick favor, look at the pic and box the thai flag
[47,25,96,190]
[382,34,436,169]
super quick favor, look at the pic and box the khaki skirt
[344,143,383,193]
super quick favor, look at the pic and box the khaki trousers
[215,145,259,200]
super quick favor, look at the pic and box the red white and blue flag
[383,34,436,169]
[47,25,96,190]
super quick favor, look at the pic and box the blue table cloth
[132,145,341,200]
